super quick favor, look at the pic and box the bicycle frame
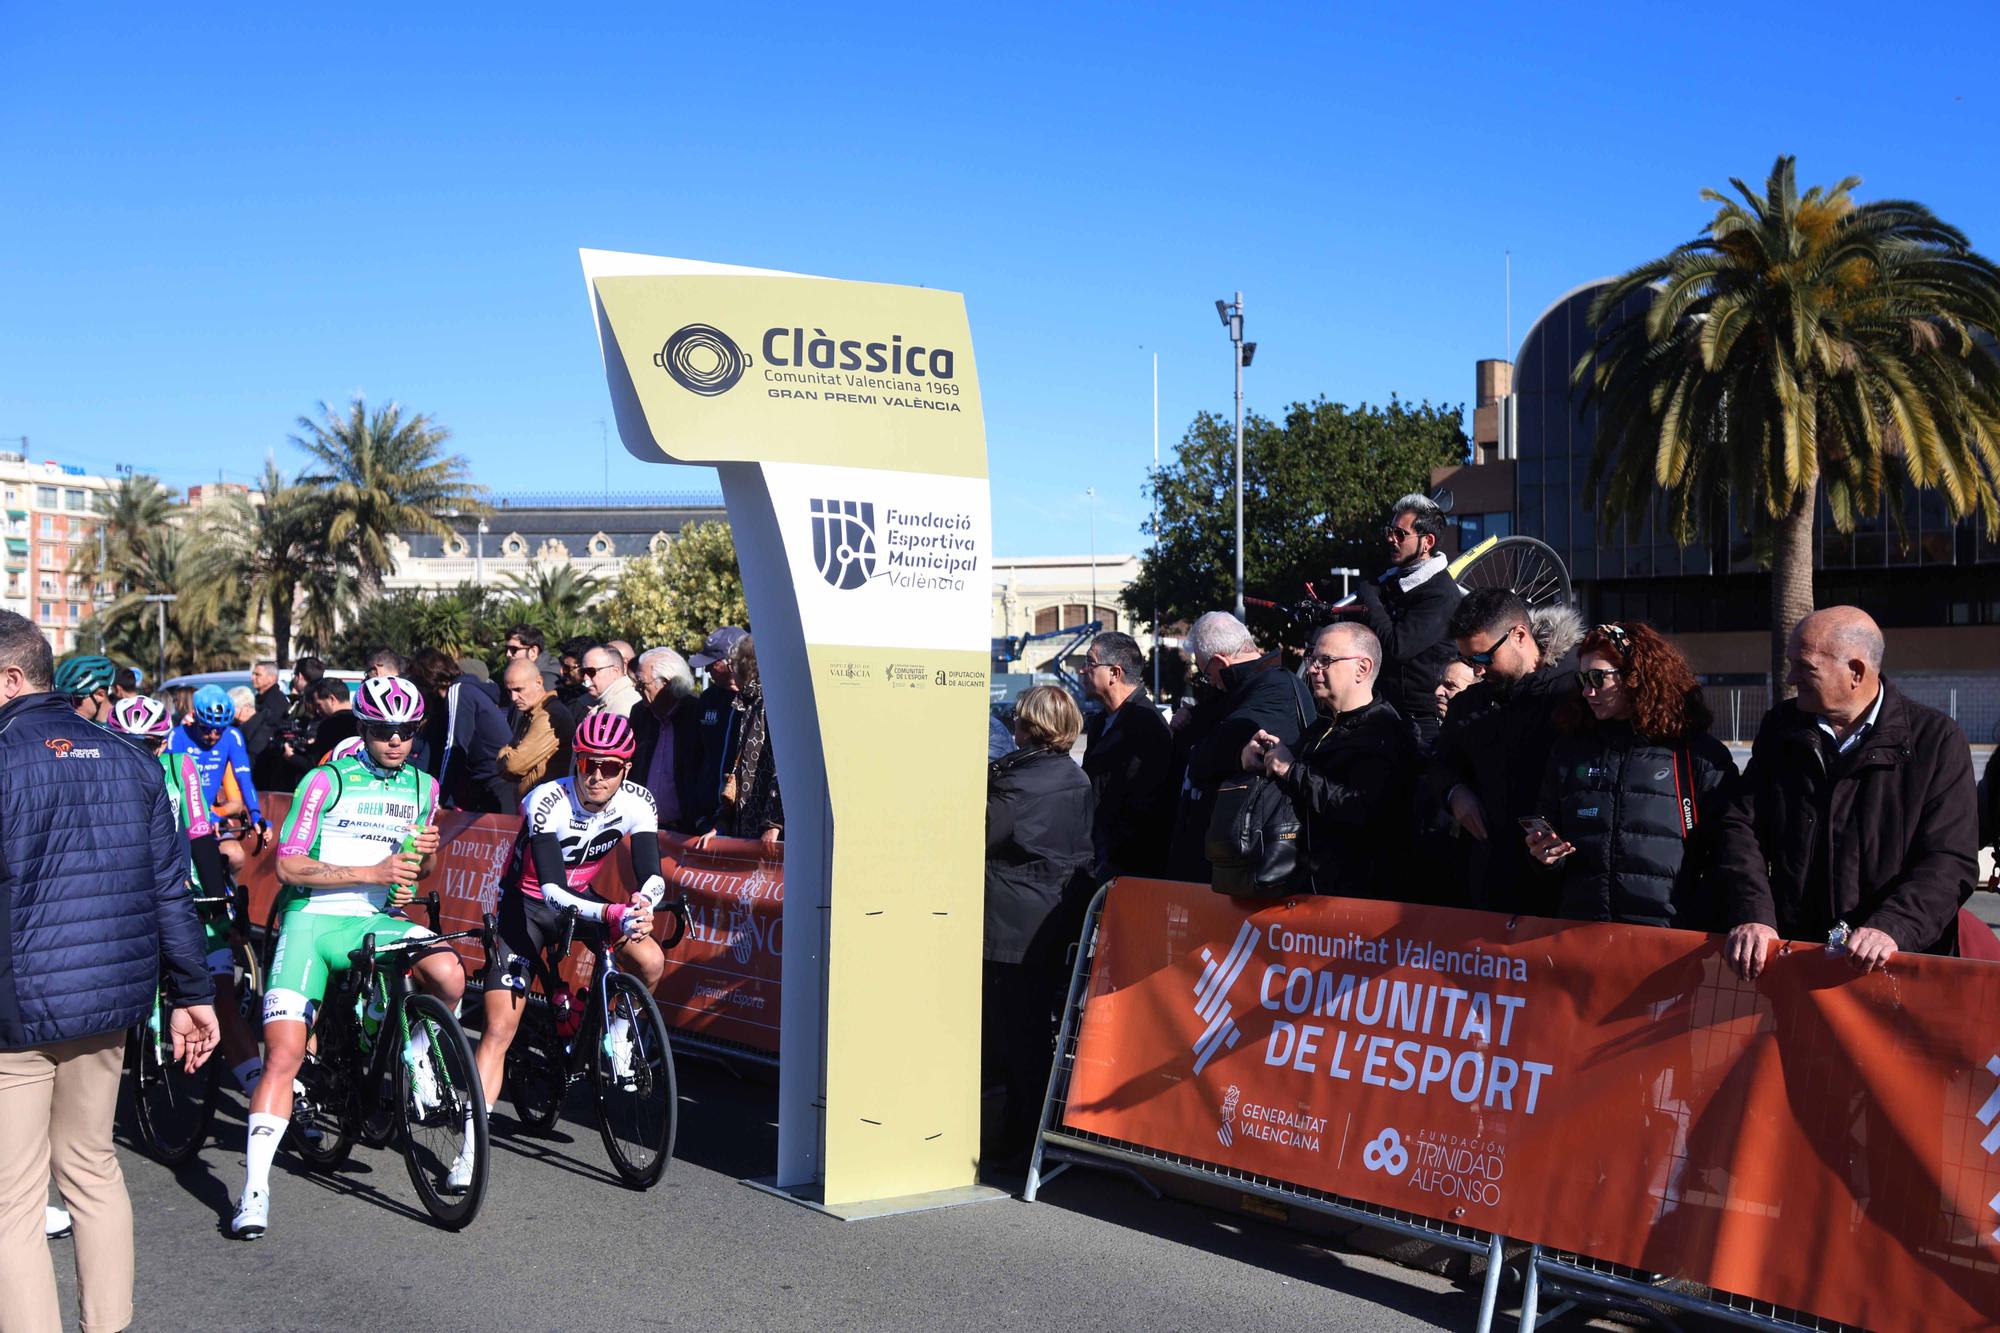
[498,900,689,1093]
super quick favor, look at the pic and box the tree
[82,526,254,677]
[292,397,487,594]
[602,522,749,653]
[66,474,175,591]
[329,583,501,665]
[495,563,606,645]
[187,460,338,664]
[1125,397,1468,645]
[1579,155,2000,691]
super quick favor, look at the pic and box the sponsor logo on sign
[1977,1054,2000,1242]
[1191,921,1258,1075]
[810,499,878,590]
[1216,1085,1240,1146]
[1362,1126,1409,1176]
[654,324,750,397]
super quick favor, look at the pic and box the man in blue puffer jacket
[0,612,217,1333]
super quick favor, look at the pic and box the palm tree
[292,397,486,594]
[1578,156,2000,690]
[498,562,605,641]
[86,526,254,677]
[66,474,176,591]
[188,460,332,663]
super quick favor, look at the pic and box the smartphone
[1517,815,1558,841]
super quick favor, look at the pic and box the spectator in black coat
[1432,589,1584,915]
[1242,622,1419,898]
[1351,494,1465,750]
[983,685,1093,1163]
[408,648,517,813]
[1164,612,1315,882]
[636,647,703,832]
[1526,623,1737,930]
[242,659,291,787]
[555,635,595,707]
[1080,632,1173,878]
[1717,606,1978,978]
[689,626,748,828]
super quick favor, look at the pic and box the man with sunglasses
[1350,494,1465,750]
[231,676,457,1240]
[474,712,679,1111]
[503,623,560,693]
[1431,587,1583,915]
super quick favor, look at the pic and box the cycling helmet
[353,676,426,726]
[192,684,234,729]
[54,655,116,699]
[326,734,366,762]
[573,711,636,761]
[110,696,172,738]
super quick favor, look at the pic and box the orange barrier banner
[1062,879,2000,1331]
[239,793,782,1054]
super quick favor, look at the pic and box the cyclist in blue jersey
[168,684,266,876]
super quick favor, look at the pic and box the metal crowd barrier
[1023,885,1864,1333]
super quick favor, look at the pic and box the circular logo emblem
[654,324,748,397]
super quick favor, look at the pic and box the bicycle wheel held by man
[0,615,218,1333]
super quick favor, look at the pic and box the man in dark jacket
[1432,589,1583,915]
[689,626,747,829]
[1245,623,1419,897]
[0,611,216,1330]
[1164,612,1315,882]
[409,648,517,813]
[1718,607,1978,977]
[1080,631,1174,878]
[636,647,704,832]
[241,660,290,764]
[1351,494,1464,750]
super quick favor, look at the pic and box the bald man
[1717,606,1978,979]
[497,657,574,798]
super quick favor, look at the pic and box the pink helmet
[574,711,636,761]
[354,676,426,726]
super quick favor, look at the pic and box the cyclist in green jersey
[231,677,463,1241]
[109,696,265,1091]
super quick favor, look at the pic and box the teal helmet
[54,655,116,700]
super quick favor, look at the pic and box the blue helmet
[192,685,233,729]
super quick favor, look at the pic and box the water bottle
[358,981,387,1050]
[551,983,581,1042]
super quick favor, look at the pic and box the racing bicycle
[286,893,490,1229]
[480,902,685,1188]
[124,892,261,1166]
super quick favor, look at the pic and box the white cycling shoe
[444,1145,476,1195]
[408,1056,442,1119]
[230,1189,269,1241]
[44,1205,72,1239]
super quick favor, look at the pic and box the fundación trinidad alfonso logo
[654,324,750,397]
[1363,1127,1410,1177]
[810,499,879,591]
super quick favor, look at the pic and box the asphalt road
[55,1055,1499,1333]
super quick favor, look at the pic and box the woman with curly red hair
[1526,622,1738,929]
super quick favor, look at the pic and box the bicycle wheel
[127,1011,219,1166]
[227,935,262,1035]
[589,973,676,1188]
[396,993,489,1229]
[1452,534,1572,609]
[288,1010,359,1170]
[505,1001,566,1133]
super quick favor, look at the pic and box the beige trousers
[0,1029,133,1333]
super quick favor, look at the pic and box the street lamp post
[1150,350,1160,699]
[1215,294,1257,618]
[141,593,176,686]
[476,519,490,585]
[1085,487,1097,628]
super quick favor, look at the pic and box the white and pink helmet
[354,676,426,727]
[110,695,172,738]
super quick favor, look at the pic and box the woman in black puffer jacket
[983,686,1094,1162]
[1528,622,1737,930]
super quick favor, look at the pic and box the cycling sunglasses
[360,722,417,743]
[576,756,628,779]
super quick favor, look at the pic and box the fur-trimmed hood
[1528,602,1584,667]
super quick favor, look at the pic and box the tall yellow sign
[583,251,995,1211]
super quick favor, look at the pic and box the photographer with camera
[1349,494,1464,750]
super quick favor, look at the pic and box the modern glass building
[1510,280,2000,637]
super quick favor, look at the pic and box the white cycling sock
[606,1015,631,1049]
[244,1113,286,1197]
[233,1057,264,1093]
[407,1022,432,1065]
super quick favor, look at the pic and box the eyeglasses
[1578,668,1624,690]
[1305,653,1367,671]
[580,664,615,679]
[577,757,628,779]
[1383,525,1417,543]
[1458,627,1519,668]
[1081,660,1115,675]
[504,643,529,655]
[361,723,416,743]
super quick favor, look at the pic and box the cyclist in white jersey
[473,711,675,1110]
[230,677,462,1240]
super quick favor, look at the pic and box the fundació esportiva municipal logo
[654,323,749,397]
[810,499,878,590]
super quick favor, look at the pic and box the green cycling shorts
[262,901,432,1025]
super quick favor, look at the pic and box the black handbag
[1204,678,1313,897]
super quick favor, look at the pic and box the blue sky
[4,5,1995,559]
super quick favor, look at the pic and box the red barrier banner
[1062,879,2000,1331]
[239,793,782,1054]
